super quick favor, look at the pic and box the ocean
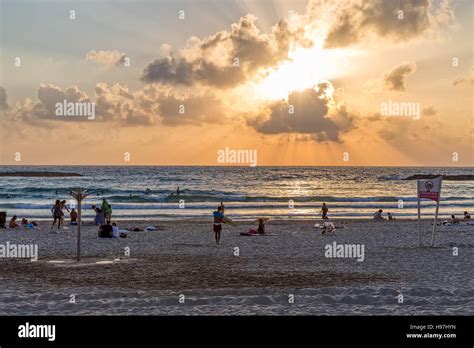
[0,166,472,221]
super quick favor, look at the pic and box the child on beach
[51,200,62,230]
[70,208,78,225]
[464,211,471,221]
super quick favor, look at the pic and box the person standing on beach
[51,200,62,230]
[320,203,329,219]
[212,205,224,244]
[101,198,112,224]
[59,200,70,225]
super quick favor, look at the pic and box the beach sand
[0,219,473,315]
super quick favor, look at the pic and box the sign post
[417,177,442,247]
[70,189,89,261]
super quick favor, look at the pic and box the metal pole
[77,188,81,261]
[431,201,439,247]
[417,181,421,247]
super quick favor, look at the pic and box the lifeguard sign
[417,177,442,247]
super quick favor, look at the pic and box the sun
[253,44,357,100]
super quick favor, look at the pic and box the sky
[0,0,472,166]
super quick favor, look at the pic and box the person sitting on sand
[320,203,329,219]
[70,208,78,225]
[450,215,461,224]
[112,222,120,238]
[21,218,28,226]
[388,212,394,220]
[213,205,224,244]
[9,215,19,228]
[373,209,384,220]
[464,211,471,221]
[98,222,113,238]
[51,200,63,230]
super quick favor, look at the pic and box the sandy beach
[0,218,472,315]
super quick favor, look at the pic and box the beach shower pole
[70,189,89,262]
[417,181,421,247]
[77,188,81,261]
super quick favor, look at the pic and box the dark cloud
[384,62,416,91]
[248,83,353,142]
[322,0,453,48]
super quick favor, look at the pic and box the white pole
[431,201,439,247]
[417,181,421,247]
[431,178,442,247]
[77,188,81,261]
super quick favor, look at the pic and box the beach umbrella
[70,188,89,261]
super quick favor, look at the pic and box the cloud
[14,84,92,126]
[0,87,9,110]
[85,50,127,67]
[320,0,453,48]
[422,105,437,116]
[453,67,474,86]
[248,82,353,142]
[384,62,416,91]
[141,14,312,88]
[5,83,227,128]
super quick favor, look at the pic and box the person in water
[177,186,180,195]
[212,205,224,244]
[320,203,329,219]
[51,200,62,230]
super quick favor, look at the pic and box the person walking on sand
[59,200,70,225]
[320,203,329,219]
[212,204,225,244]
[51,199,62,230]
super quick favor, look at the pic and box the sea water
[0,166,472,221]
